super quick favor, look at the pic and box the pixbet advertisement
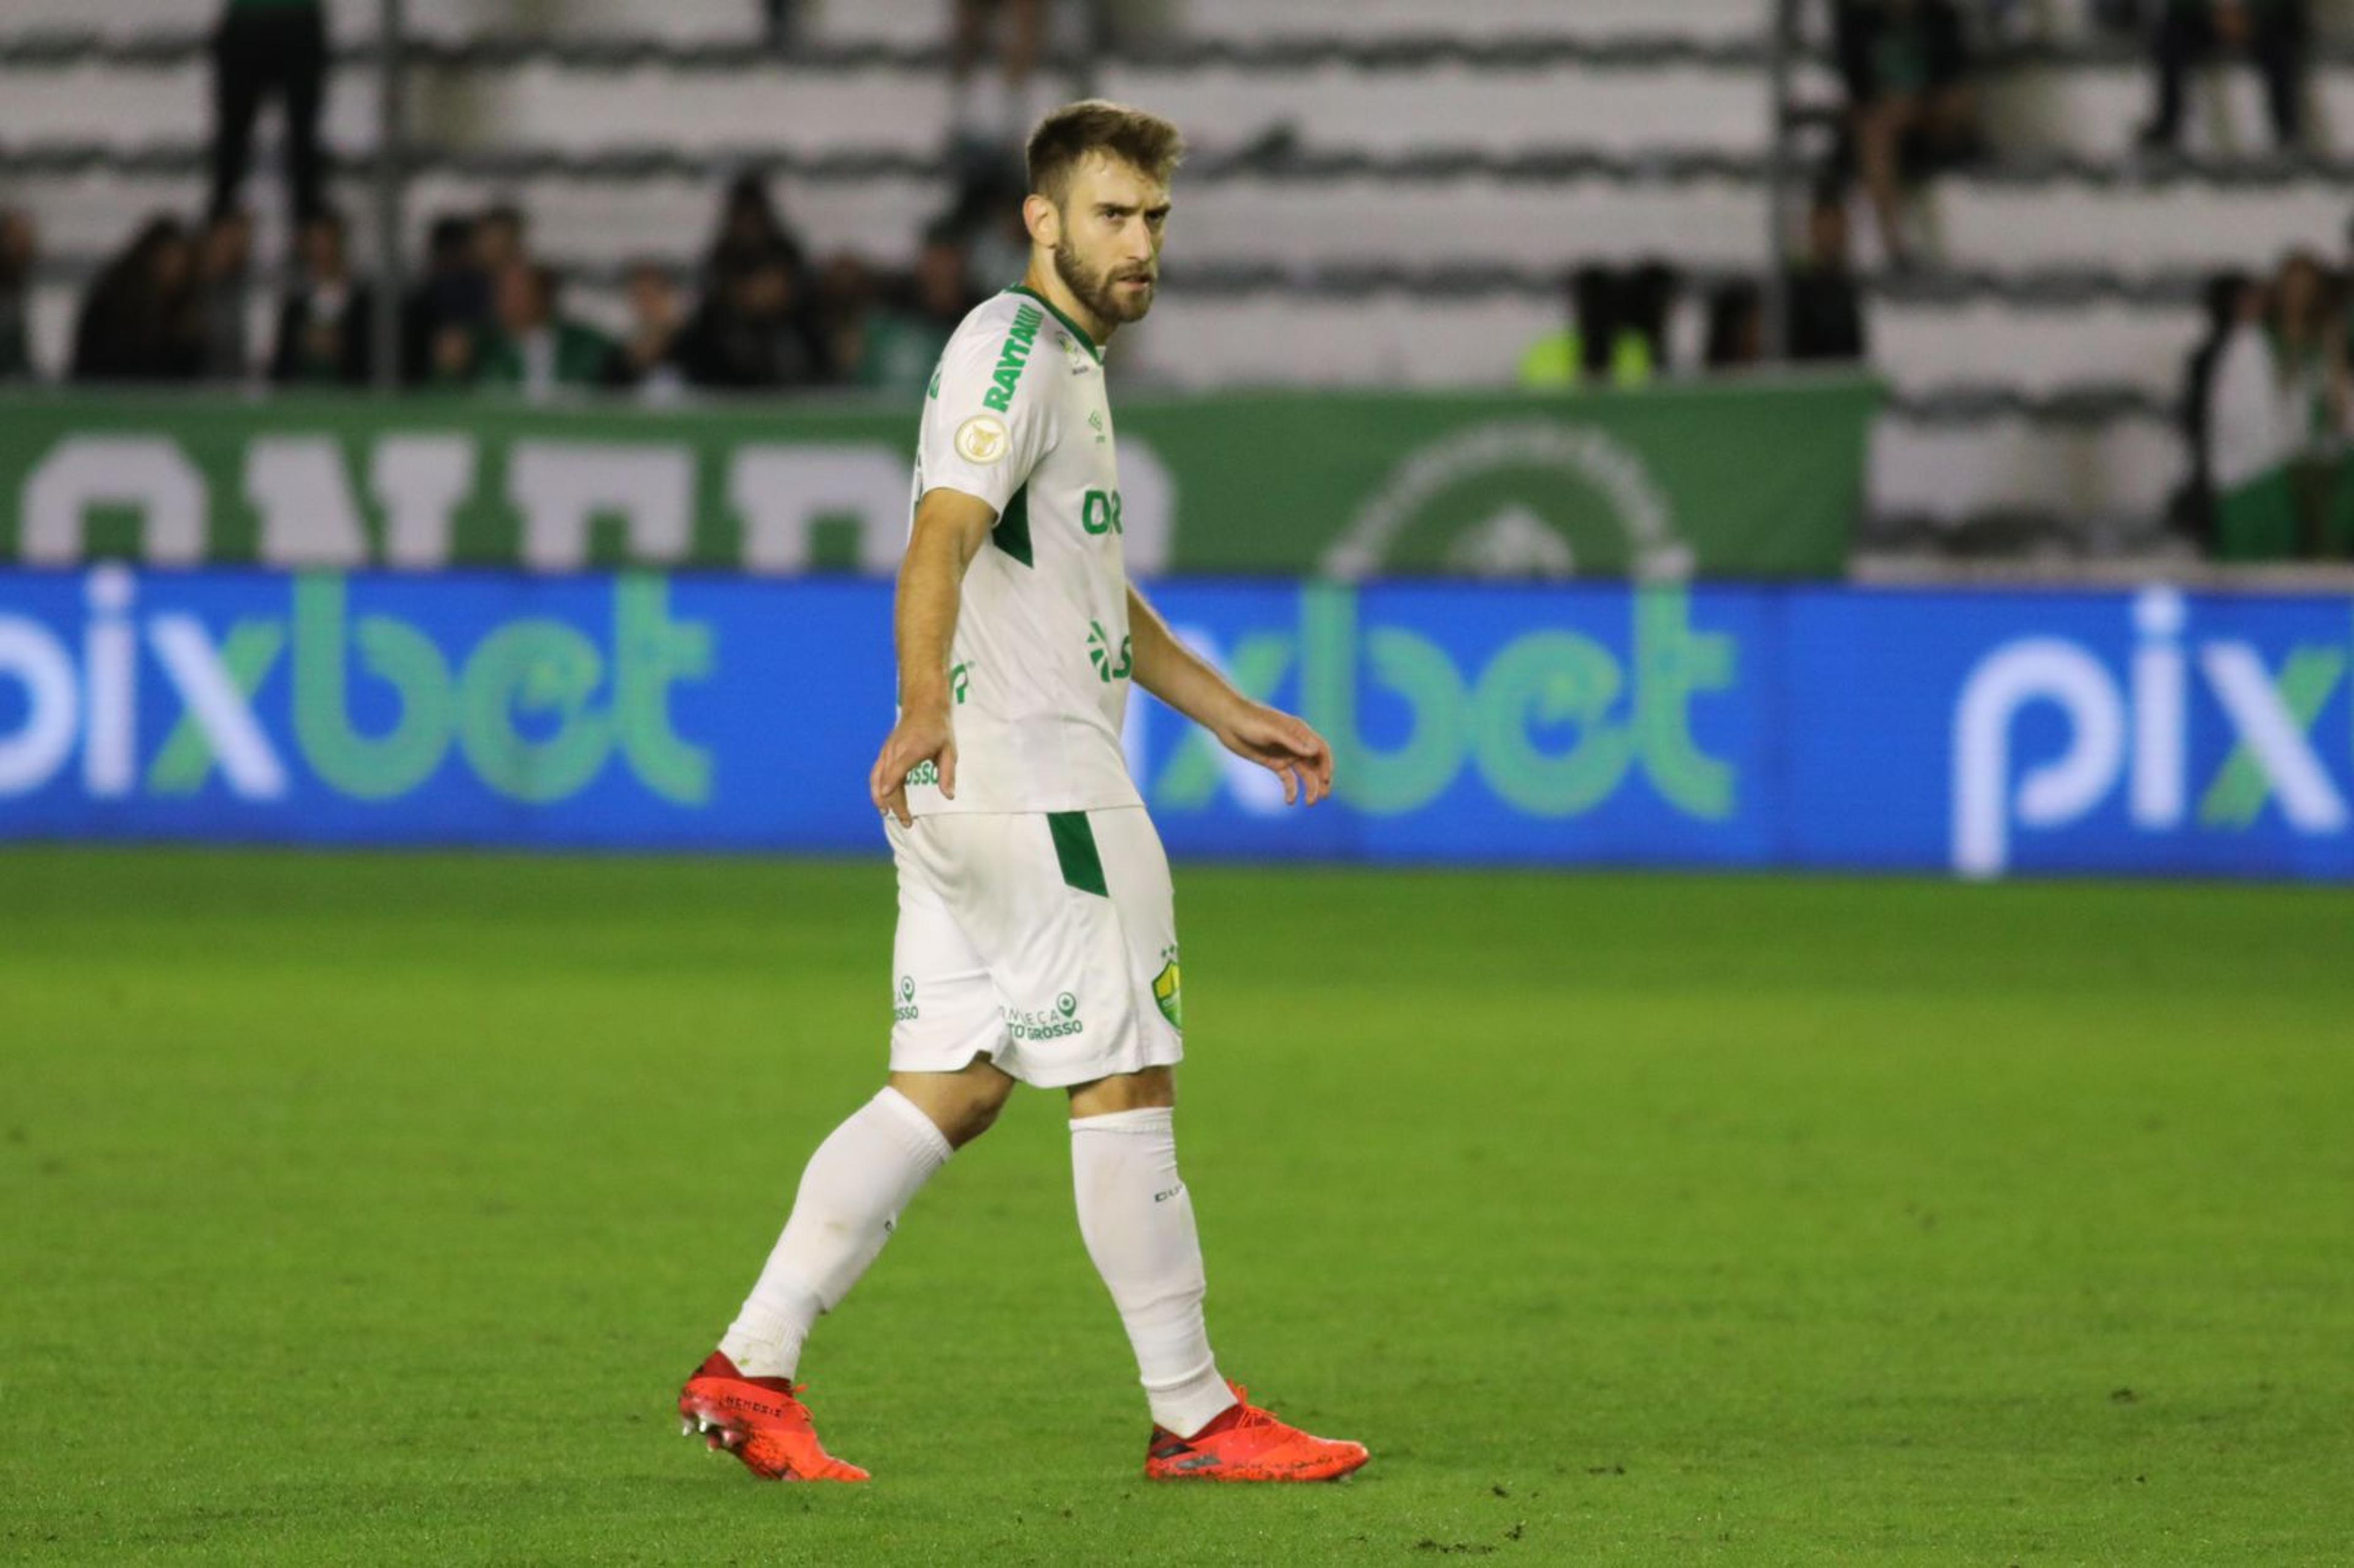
[0,568,2347,879]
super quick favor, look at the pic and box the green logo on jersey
[951,660,973,705]
[981,305,1044,413]
[894,975,920,1023]
[1087,620,1133,683]
[1082,489,1124,536]
[904,759,939,787]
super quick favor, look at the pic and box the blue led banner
[1,569,2348,880]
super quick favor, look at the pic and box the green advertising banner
[0,376,1875,578]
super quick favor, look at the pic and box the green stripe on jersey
[992,483,1033,567]
[1047,812,1108,897]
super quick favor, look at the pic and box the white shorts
[884,807,1185,1088]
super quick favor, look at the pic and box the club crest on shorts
[1152,946,1183,1030]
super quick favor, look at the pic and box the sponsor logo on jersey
[1087,620,1133,683]
[904,759,940,788]
[1005,989,1085,1041]
[954,413,1010,465]
[1081,488,1123,536]
[981,303,1044,413]
[894,974,919,1023]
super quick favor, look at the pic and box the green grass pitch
[3,847,2350,1565]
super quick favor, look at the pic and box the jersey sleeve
[915,309,1059,517]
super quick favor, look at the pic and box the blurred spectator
[2139,0,2307,153]
[1519,264,1673,389]
[1787,194,1867,362]
[814,253,879,386]
[674,248,830,390]
[950,0,1047,153]
[2206,251,2344,557]
[402,213,490,384]
[604,261,687,395]
[208,0,327,223]
[474,203,530,277]
[1705,281,1766,369]
[473,262,617,401]
[0,210,36,382]
[2176,268,2260,550]
[197,209,255,379]
[270,208,373,385]
[763,0,804,52]
[1617,262,1678,378]
[1833,0,1978,268]
[72,216,204,383]
[951,165,1034,292]
[1519,268,1602,388]
[706,173,808,291]
[859,227,977,396]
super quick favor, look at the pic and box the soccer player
[677,101,1369,1485]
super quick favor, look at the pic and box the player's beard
[1053,238,1156,327]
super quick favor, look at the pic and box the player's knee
[1068,1065,1176,1119]
[891,1068,1011,1149]
[939,1090,1005,1147]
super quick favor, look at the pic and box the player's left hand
[1215,702,1334,807]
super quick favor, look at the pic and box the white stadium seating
[9,0,2354,549]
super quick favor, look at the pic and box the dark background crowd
[0,177,992,404]
[0,0,1045,403]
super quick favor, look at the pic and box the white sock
[719,1087,953,1379]
[1070,1107,1236,1437]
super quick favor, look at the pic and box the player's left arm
[1125,583,1333,807]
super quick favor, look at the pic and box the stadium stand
[7,0,2354,555]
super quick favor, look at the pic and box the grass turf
[1,847,2349,1566]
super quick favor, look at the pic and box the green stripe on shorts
[1046,811,1108,897]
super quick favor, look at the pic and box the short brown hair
[1026,100,1186,205]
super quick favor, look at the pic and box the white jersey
[901,286,1143,816]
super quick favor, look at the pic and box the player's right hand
[869,705,957,826]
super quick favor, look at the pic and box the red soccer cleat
[1143,1382,1369,1483]
[677,1351,870,1482]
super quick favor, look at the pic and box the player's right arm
[872,302,1058,823]
[869,486,996,826]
